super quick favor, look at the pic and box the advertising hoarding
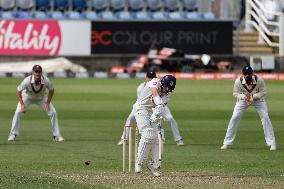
[0,20,90,56]
[91,21,232,55]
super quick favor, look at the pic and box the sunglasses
[34,70,42,73]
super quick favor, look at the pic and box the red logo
[152,82,157,85]
[0,20,61,55]
[91,31,112,46]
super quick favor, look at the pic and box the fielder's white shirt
[233,75,266,101]
[17,75,54,100]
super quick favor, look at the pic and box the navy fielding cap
[242,66,253,75]
[146,71,156,79]
[32,65,42,72]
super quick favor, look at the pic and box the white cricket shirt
[17,75,54,100]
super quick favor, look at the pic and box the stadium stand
[129,0,149,19]
[0,0,15,19]
[54,0,69,11]
[0,0,15,10]
[0,0,219,20]
[182,0,198,11]
[35,0,50,11]
[146,0,166,19]
[110,0,131,19]
[66,0,86,19]
[72,0,87,12]
[92,0,108,12]
[46,0,71,19]
[31,0,49,18]
[16,0,34,10]
[164,0,183,19]
[31,10,47,18]
[14,0,34,19]
[129,0,145,11]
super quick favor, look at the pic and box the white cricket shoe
[147,164,161,177]
[270,144,277,151]
[117,139,125,145]
[54,136,64,142]
[135,164,142,173]
[176,139,184,146]
[8,134,17,141]
[220,144,229,150]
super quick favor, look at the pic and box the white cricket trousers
[223,100,276,146]
[134,106,159,167]
[163,106,182,142]
[10,97,62,137]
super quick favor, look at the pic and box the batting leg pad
[151,137,161,169]
[136,128,155,166]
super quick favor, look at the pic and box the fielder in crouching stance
[221,66,276,150]
[8,65,64,142]
[134,75,176,176]
[118,72,183,146]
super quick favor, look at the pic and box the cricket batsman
[118,71,184,146]
[134,74,176,176]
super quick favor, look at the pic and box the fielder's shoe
[220,144,229,150]
[53,136,64,142]
[8,134,17,141]
[176,139,184,146]
[117,139,126,145]
[147,164,161,177]
[270,144,277,151]
[135,164,142,173]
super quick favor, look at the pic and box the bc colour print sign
[91,21,232,55]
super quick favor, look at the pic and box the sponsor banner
[195,73,216,80]
[173,73,195,80]
[157,72,173,78]
[75,72,90,78]
[116,73,131,79]
[1,72,284,80]
[0,20,90,56]
[216,73,236,80]
[278,73,284,80]
[12,72,26,78]
[91,21,232,55]
[59,20,90,56]
[135,72,147,79]
[53,72,67,78]
[0,72,7,77]
[158,72,284,80]
[94,72,108,78]
[257,73,279,80]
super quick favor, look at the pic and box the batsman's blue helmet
[160,75,176,92]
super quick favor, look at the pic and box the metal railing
[245,0,284,56]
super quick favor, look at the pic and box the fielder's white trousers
[163,106,182,142]
[121,106,182,142]
[223,100,276,146]
[10,97,63,137]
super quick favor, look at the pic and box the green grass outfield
[0,78,283,189]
